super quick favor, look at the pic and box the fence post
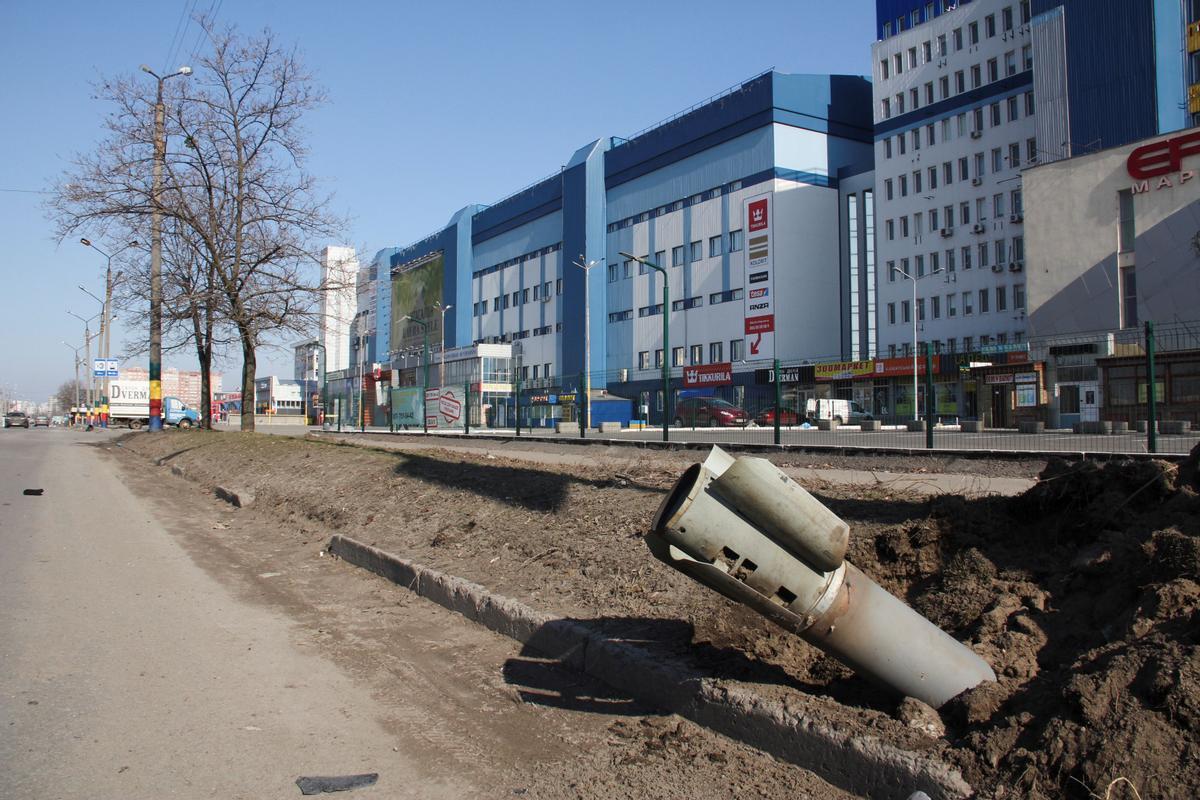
[924,343,935,449]
[464,382,471,435]
[579,371,586,439]
[773,358,782,446]
[337,396,342,432]
[515,370,522,437]
[389,387,395,433]
[1146,320,1157,454]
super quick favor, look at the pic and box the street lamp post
[310,341,328,429]
[572,256,603,433]
[140,64,191,431]
[402,315,430,433]
[61,341,84,418]
[892,266,941,421]
[620,252,669,442]
[81,238,137,410]
[434,301,453,387]
[67,310,101,409]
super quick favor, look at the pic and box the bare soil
[120,432,1200,799]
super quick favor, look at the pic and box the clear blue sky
[0,0,875,403]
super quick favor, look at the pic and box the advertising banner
[683,362,733,388]
[743,192,775,358]
[391,387,424,426]
[815,360,875,381]
[425,387,464,429]
[872,357,937,378]
[391,252,445,354]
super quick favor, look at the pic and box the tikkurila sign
[683,362,733,388]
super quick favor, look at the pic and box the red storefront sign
[683,362,733,388]
[1128,130,1200,179]
[748,198,769,232]
[744,315,775,334]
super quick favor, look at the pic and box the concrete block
[214,485,255,508]
[906,419,927,432]
[328,535,422,590]
[597,421,622,434]
[1078,421,1112,435]
[961,420,984,433]
[418,570,485,623]
[1017,420,1044,434]
[1110,420,1129,433]
[858,419,881,431]
[555,421,580,435]
[817,419,839,431]
[1161,420,1191,435]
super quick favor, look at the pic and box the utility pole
[621,252,669,441]
[140,64,191,431]
[572,256,603,433]
[893,265,941,421]
[62,341,84,416]
[81,239,137,409]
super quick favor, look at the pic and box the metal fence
[333,319,1200,456]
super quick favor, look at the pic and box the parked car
[5,411,30,428]
[805,398,873,425]
[752,407,801,426]
[673,397,749,427]
[34,415,50,427]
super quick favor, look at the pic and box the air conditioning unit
[1010,260,1024,272]
[1009,213,1024,223]
[991,263,1004,273]
[940,227,954,238]
[970,130,983,139]
[972,222,986,234]
[971,177,984,186]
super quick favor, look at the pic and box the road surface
[0,425,854,799]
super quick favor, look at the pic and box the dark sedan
[5,411,30,428]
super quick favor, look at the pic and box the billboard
[390,387,424,426]
[743,192,775,357]
[390,252,445,355]
[425,387,464,429]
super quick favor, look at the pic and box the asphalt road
[1,426,856,799]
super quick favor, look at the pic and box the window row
[885,332,1027,358]
[637,339,745,370]
[474,279,564,316]
[881,1,1032,46]
[884,191,1025,239]
[882,93,1035,160]
[886,284,1026,326]
[607,231,744,282]
[885,237,1026,280]
[880,46,1033,120]
[608,289,745,324]
[471,242,561,281]
[474,324,563,346]
[606,181,745,233]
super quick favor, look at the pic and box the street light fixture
[572,256,603,432]
[140,65,191,431]
[81,238,138,410]
[67,310,101,408]
[62,341,85,414]
[892,265,942,421]
[433,301,452,387]
[620,251,670,442]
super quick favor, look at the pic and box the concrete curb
[328,534,972,800]
[214,485,255,508]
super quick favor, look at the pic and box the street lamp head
[128,240,139,247]
[80,237,92,247]
[140,64,152,74]
[177,66,192,76]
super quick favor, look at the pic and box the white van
[805,398,872,425]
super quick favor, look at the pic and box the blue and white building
[371,71,875,421]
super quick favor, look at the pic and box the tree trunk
[239,327,256,432]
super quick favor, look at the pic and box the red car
[673,397,749,427]
[753,407,800,426]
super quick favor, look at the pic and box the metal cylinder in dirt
[651,463,843,621]
[801,561,996,708]
[708,456,849,572]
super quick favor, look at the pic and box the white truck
[108,380,200,429]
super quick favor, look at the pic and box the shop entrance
[990,384,1013,428]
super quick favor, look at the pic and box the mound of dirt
[118,433,1200,799]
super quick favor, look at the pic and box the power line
[167,0,202,70]
[186,0,221,63]
[161,1,192,72]
[0,187,53,194]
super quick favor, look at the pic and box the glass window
[917,298,926,321]
[1008,95,1019,121]
[985,14,995,38]
[990,102,1001,126]
[638,351,650,369]
[987,58,998,83]
[709,235,723,258]
[1005,51,1017,77]
[940,76,950,99]
[971,64,982,88]
[1027,137,1038,162]
[961,201,971,225]
[969,21,979,45]
[1022,44,1033,70]
[1118,189,1135,253]
[979,242,990,268]
[689,344,703,365]
[1009,142,1021,167]
[902,300,911,323]
[1121,266,1138,327]
[672,245,684,266]
[1003,6,1014,31]
[931,295,941,319]
[963,291,973,315]
[954,27,963,50]
[979,288,989,312]
[995,238,1007,264]
[729,229,744,252]
[1025,91,1035,116]
[672,347,685,367]
[1014,284,1025,309]
[992,148,1003,173]
[710,341,723,363]
[996,286,1007,311]
[947,248,957,271]
[885,178,894,200]
[938,34,947,56]
[948,293,957,317]
[888,302,896,324]
[881,59,890,80]
[690,241,703,261]
[730,339,743,361]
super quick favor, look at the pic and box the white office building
[319,245,358,373]
[872,0,1037,358]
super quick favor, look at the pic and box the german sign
[683,362,733,388]
[743,192,775,357]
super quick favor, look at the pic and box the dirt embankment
[123,432,1200,799]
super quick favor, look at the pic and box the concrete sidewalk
[314,431,1036,497]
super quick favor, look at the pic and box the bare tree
[49,17,346,432]
[55,379,85,412]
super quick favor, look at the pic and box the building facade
[319,245,358,375]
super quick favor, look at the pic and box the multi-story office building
[872,0,1187,361]
[873,0,1039,360]
[377,71,875,423]
[318,245,358,374]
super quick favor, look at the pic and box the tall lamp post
[620,251,669,442]
[892,265,941,421]
[572,256,603,432]
[433,301,453,387]
[402,315,429,433]
[310,341,327,428]
[81,238,137,409]
[141,64,191,431]
[67,310,101,409]
[62,341,85,417]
